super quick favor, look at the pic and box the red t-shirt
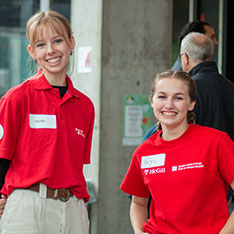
[0,71,95,202]
[120,124,234,234]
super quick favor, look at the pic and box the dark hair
[178,21,210,45]
[150,70,196,130]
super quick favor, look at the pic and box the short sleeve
[0,97,19,160]
[120,152,150,198]
[83,101,95,164]
[217,133,234,184]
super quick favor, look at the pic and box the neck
[42,70,67,86]
[187,59,203,73]
[161,123,189,141]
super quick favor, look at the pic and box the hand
[0,195,7,217]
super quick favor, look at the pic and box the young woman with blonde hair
[0,11,94,234]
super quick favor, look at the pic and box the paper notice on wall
[78,46,92,73]
[122,95,153,146]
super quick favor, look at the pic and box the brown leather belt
[27,184,73,202]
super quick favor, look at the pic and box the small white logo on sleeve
[29,114,57,129]
[0,124,4,140]
[141,154,165,169]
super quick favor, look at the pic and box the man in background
[171,20,218,70]
[180,32,234,141]
[143,20,218,141]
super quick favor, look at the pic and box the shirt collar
[31,69,80,99]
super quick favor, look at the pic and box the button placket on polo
[50,89,64,126]
[59,93,74,124]
[59,102,66,126]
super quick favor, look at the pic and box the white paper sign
[78,46,92,73]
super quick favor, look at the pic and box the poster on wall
[77,46,92,73]
[122,94,154,146]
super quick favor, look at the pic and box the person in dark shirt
[171,20,218,71]
[180,32,234,141]
[145,21,219,140]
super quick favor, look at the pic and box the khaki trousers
[0,186,89,234]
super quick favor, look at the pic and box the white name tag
[141,154,165,169]
[29,114,57,129]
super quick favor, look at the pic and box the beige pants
[0,186,89,234]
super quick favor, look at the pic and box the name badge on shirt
[29,114,57,129]
[141,154,165,169]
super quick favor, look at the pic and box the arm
[219,178,234,234]
[130,196,149,234]
[0,159,10,191]
[0,195,7,217]
[0,159,10,217]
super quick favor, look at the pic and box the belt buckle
[57,188,71,202]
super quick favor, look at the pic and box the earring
[34,59,37,64]
[70,50,74,56]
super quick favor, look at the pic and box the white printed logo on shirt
[141,154,165,169]
[144,169,149,175]
[0,124,4,140]
[29,114,57,129]
[172,162,204,172]
[172,166,178,171]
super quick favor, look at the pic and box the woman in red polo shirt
[0,11,94,234]
[120,70,234,234]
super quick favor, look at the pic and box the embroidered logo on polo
[29,114,57,129]
[75,128,85,138]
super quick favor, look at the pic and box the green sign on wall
[123,94,154,146]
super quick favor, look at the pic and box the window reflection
[0,0,39,97]
[0,0,70,97]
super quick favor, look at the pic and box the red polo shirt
[0,71,95,202]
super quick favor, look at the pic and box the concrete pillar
[71,0,172,233]
[70,1,102,233]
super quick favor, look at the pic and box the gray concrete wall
[70,1,102,232]
[71,0,172,233]
[98,0,172,233]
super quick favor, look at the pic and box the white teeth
[163,112,176,116]
[47,58,60,63]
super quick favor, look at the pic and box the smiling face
[151,76,195,133]
[26,11,75,85]
[28,25,74,81]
